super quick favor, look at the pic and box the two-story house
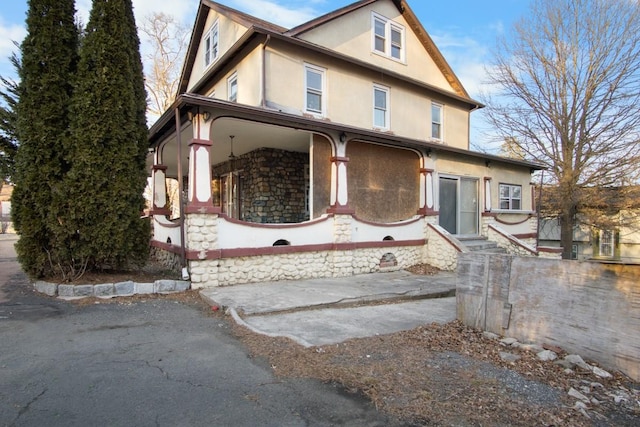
[147,0,547,288]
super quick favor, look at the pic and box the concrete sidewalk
[200,270,458,347]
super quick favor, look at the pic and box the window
[228,73,238,102]
[372,13,405,61]
[431,103,442,140]
[204,21,219,67]
[499,184,522,210]
[599,230,614,258]
[571,244,578,260]
[304,64,325,116]
[373,85,389,129]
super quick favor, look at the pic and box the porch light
[339,132,347,143]
[202,111,211,121]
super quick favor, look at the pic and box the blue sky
[0,0,531,149]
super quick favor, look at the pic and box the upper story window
[228,72,238,102]
[304,64,326,116]
[599,230,615,257]
[372,12,405,61]
[431,102,443,140]
[499,184,522,210]
[204,21,219,67]
[373,84,389,130]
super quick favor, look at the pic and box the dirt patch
[405,263,441,275]
[227,318,639,426]
[42,259,181,285]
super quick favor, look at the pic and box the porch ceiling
[152,117,311,178]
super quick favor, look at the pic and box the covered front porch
[147,95,442,287]
[147,95,543,288]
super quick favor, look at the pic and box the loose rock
[537,350,557,361]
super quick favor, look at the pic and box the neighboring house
[148,0,547,288]
[538,186,640,264]
[0,183,13,233]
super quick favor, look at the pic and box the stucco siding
[264,40,470,147]
[296,0,453,92]
[187,10,251,92]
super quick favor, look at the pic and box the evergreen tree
[0,53,19,184]
[60,0,149,272]
[11,0,78,277]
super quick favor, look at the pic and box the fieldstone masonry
[212,148,309,223]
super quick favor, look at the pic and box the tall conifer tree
[11,0,78,277]
[60,0,149,271]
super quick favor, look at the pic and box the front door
[438,177,478,235]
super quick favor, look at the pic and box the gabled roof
[178,0,474,101]
[286,0,469,98]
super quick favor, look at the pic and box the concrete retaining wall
[457,253,640,381]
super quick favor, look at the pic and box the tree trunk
[559,211,575,260]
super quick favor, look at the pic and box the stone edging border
[33,279,191,299]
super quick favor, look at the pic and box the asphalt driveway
[0,235,401,427]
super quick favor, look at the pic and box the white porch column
[328,136,354,214]
[418,153,437,216]
[150,148,170,216]
[185,112,221,214]
[484,177,492,212]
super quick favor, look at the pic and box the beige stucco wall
[435,153,535,213]
[265,39,470,149]
[296,0,453,93]
[207,47,262,105]
[187,9,251,92]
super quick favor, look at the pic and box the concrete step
[458,236,507,253]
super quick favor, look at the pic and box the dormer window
[372,13,405,61]
[204,21,219,67]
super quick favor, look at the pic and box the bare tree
[140,12,189,118]
[483,0,640,259]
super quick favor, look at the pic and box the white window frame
[304,63,326,117]
[373,84,390,130]
[203,21,219,68]
[498,183,522,210]
[599,230,615,258]
[371,12,405,62]
[431,102,443,141]
[227,72,238,102]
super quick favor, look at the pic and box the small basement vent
[380,252,398,268]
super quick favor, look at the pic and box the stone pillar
[185,112,221,215]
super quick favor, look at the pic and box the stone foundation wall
[189,245,425,288]
[150,246,182,271]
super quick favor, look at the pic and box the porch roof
[148,94,545,172]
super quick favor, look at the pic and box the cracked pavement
[0,235,400,426]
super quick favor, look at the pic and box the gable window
[204,21,219,67]
[499,184,521,210]
[228,72,238,102]
[431,103,442,140]
[372,13,405,61]
[373,85,389,129]
[599,230,614,258]
[304,64,325,116]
